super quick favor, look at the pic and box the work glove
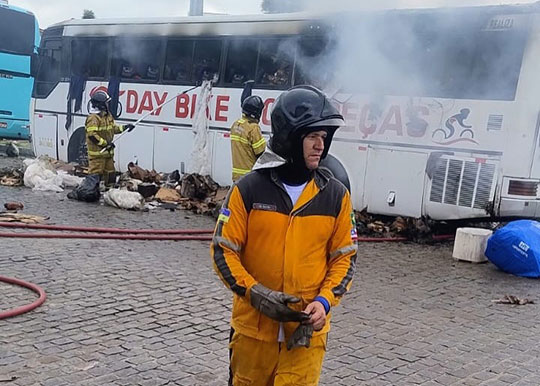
[249,284,310,323]
[123,124,135,132]
[287,323,314,350]
[103,142,115,152]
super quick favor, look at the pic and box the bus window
[112,39,162,82]
[192,39,222,82]
[71,39,108,79]
[294,36,335,89]
[34,39,62,98]
[256,39,292,87]
[225,39,258,85]
[164,40,194,83]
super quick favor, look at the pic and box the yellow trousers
[88,157,115,185]
[229,330,327,386]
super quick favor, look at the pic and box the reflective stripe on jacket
[85,112,124,158]
[230,115,266,181]
[211,168,357,342]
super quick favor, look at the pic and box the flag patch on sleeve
[218,208,231,223]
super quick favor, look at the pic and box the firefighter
[230,95,266,182]
[211,85,357,385]
[85,91,134,186]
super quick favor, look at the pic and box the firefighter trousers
[88,157,115,185]
[229,329,326,386]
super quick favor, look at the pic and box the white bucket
[452,227,493,263]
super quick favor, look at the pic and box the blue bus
[0,1,40,139]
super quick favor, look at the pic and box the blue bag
[485,220,540,278]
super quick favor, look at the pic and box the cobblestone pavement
[2,157,540,385]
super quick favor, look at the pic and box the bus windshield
[0,7,35,57]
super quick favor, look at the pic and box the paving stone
[2,181,540,385]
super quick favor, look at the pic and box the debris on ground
[4,202,24,211]
[103,189,144,210]
[0,167,23,187]
[353,209,497,241]
[155,187,183,204]
[492,295,535,305]
[23,157,83,192]
[128,162,161,183]
[0,213,48,224]
[180,173,219,200]
[137,183,160,199]
[67,175,101,202]
[6,142,19,157]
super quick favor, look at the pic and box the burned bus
[31,4,540,220]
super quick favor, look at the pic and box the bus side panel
[115,123,155,172]
[331,140,367,211]
[154,126,195,176]
[32,112,58,158]
[364,148,427,218]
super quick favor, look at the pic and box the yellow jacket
[230,115,266,181]
[85,112,124,159]
[211,167,357,342]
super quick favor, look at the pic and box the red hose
[0,232,212,241]
[0,222,214,234]
[0,276,46,320]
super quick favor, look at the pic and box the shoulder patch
[218,208,231,223]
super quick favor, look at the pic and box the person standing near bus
[230,94,266,182]
[212,85,357,385]
[85,91,134,186]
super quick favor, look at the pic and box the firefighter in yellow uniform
[85,91,134,186]
[230,95,266,182]
[212,86,357,385]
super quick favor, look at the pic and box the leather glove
[249,284,310,323]
[123,124,135,132]
[287,323,314,350]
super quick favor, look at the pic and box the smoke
[287,1,533,103]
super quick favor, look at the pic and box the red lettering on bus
[379,105,403,136]
[215,95,229,122]
[261,98,275,126]
[175,94,190,118]
[138,91,154,115]
[153,92,168,115]
[126,90,138,114]
[191,94,197,119]
[359,105,376,137]
[342,102,359,121]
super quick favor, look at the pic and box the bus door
[33,112,58,159]
[153,126,195,176]
[364,147,428,218]
[114,123,154,172]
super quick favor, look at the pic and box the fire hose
[0,222,454,242]
[0,276,46,320]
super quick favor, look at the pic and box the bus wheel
[67,127,89,166]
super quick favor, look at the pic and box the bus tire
[320,154,351,192]
[68,126,89,166]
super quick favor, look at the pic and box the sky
[9,0,539,28]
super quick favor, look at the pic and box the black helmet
[270,85,344,160]
[90,90,111,111]
[242,95,264,120]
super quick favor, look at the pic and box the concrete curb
[0,144,35,158]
